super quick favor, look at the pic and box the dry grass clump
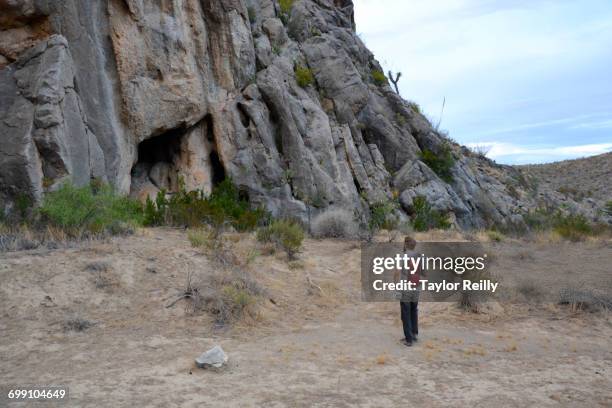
[458,268,496,312]
[63,317,94,332]
[84,261,115,290]
[311,209,358,239]
[188,228,240,267]
[558,287,612,313]
[0,224,81,252]
[515,278,545,302]
[84,261,110,272]
[0,227,39,251]
[463,346,487,356]
[201,270,266,325]
[167,257,266,326]
[486,230,505,242]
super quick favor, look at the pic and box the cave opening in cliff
[131,116,229,196]
[137,128,183,166]
[131,127,186,194]
[202,114,226,188]
[210,150,225,187]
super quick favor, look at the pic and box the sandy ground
[0,229,611,407]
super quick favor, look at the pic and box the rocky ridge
[1,0,606,228]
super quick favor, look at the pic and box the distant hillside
[518,152,612,221]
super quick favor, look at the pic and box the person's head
[404,236,417,251]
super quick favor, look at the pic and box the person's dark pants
[400,301,418,342]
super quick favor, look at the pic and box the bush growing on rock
[371,69,387,86]
[257,219,304,258]
[420,143,455,183]
[311,209,358,239]
[604,201,612,216]
[279,0,294,15]
[295,65,314,88]
[411,196,451,232]
[279,0,294,24]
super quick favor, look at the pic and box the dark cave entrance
[136,128,184,166]
[202,114,226,188]
[131,116,227,195]
[209,150,225,187]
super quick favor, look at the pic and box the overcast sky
[353,0,612,164]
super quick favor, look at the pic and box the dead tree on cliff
[388,70,402,95]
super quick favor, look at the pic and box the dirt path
[1,230,611,407]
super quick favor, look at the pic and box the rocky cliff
[1,0,595,229]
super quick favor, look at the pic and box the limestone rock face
[0,34,105,212]
[0,0,585,227]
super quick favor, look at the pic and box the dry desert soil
[1,229,611,407]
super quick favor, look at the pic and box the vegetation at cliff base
[522,208,609,241]
[144,178,267,231]
[39,183,143,236]
[257,219,304,258]
[411,196,451,232]
[369,200,399,232]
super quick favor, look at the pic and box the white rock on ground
[195,346,228,369]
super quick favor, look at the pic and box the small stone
[195,345,228,369]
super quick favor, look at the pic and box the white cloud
[466,141,612,163]
[570,119,612,130]
[353,0,612,164]
[470,113,612,137]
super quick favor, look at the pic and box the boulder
[195,346,228,369]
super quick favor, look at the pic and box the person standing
[399,236,420,347]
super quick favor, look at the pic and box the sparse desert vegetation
[257,219,305,258]
[311,209,359,239]
[1,227,610,406]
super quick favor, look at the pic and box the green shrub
[145,179,267,231]
[487,230,504,242]
[371,70,387,86]
[279,0,294,14]
[369,200,399,232]
[39,183,143,236]
[522,208,555,231]
[279,0,294,24]
[222,285,255,312]
[411,196,451,232]
[410,102,421,115]
[420,144,455,183]
[295,65,314,88]
[16,194,33,220]
[257,219,304,258]
[523,208,606,241]
[553,213,592,241]
[604,201,612,216]
[188,229,212,248]
[247,6,256,24]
